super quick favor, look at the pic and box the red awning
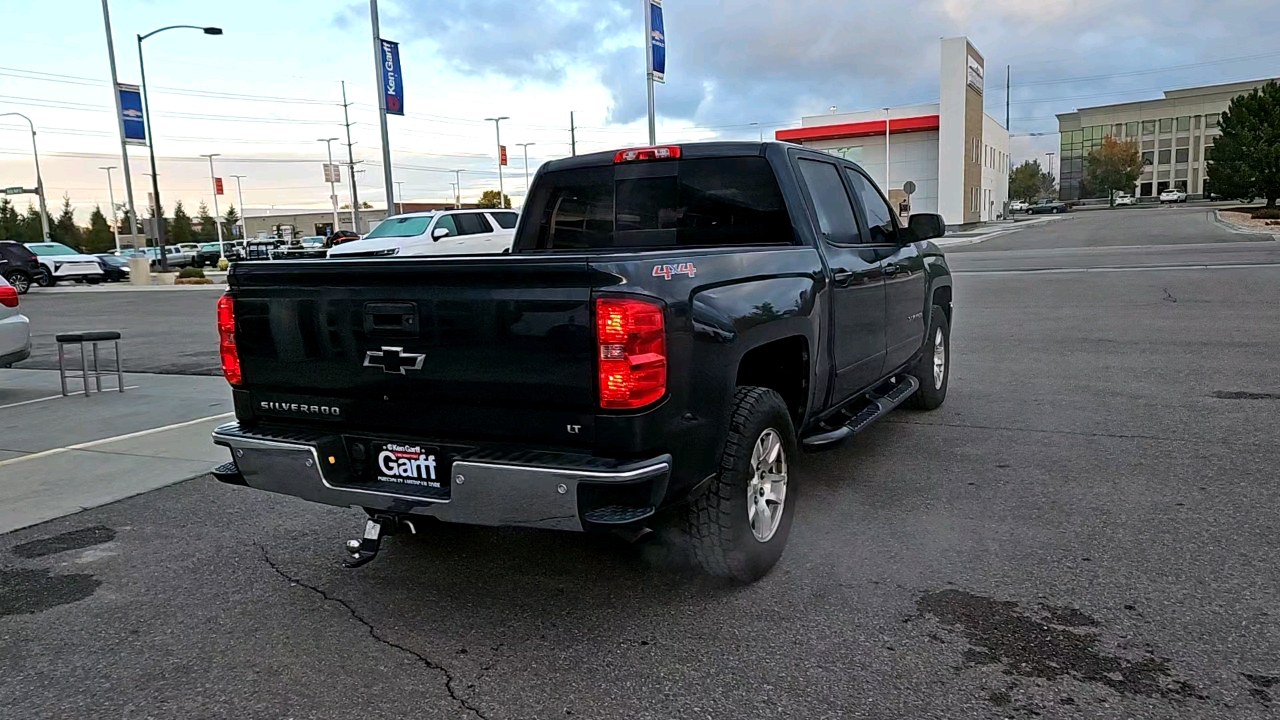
[776,115,940,143]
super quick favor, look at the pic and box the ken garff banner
[380,38,404,115]
[649,0,665,84]
[116,83,146,145]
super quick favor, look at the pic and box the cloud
[359,0,1280,141]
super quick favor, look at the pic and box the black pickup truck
[211,141,954,582]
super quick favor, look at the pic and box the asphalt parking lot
[3,204,1279,719]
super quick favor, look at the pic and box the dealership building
[1055,78,1278,201]
[777,37,1010,226]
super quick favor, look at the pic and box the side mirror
[906,213,946,242]
[431,227,450,241]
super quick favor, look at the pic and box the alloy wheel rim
[747,428,788,543]
[932,327,946,389]
[10,274,29,293]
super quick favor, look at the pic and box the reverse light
[216,293,242,386]
[596,297,666,409]
[613,145,681,163]
[0,284,17,308]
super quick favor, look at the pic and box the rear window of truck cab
[515,156,794,251]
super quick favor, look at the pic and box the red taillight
[596,297,666,409]
[0,285,17,308]
[216,293,242,386]
[613,145,681,163]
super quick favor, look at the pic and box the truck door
[794,156,887,404]
[844,168,928,374]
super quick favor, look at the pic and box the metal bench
[55,331,124,397]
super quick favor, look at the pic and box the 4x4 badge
[653,262,696,280]
[363,347,426,374]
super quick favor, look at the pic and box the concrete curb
[1212,209,1280,241]
[936,216,1069,248]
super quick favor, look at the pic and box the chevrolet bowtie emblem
[363,347,425,374]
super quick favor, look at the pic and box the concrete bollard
[128,256,151,287]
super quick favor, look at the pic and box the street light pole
[484,117,508,208]
[100,0,139,250]
[516,142,535,201]
[643,0,656,145]
[449,182,458,209]
[318,137,341,231]
[199,153,224,257]
[230,174,247,242]
[452,169,464,208]
[100,166,120,253]
[138,24,222,272]
[368,0,396,215]
[395,181,404,214]
[0,113,50,241]
[884,107,892,193]
[1046,151,1057,195]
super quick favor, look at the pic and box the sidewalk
[0,369,233,533]
[935,216,1068,248]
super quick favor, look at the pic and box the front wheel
[685,387,797,583]
[35,270,54,287]
[904,305,950,410]
[3,270,31,294]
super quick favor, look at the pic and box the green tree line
[0,195,239,252]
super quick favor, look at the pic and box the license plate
[365,441,450,501]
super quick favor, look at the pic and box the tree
[1008,160,1055,203]
[195,201,217,241]
[477,190,512,209]
[52,195,82,248]
[1083,137,1144,205]
[1207,80,1280,208]
[84,206,115,253]
[170,201,194,243]
[20,204,45,242]
[223,204,240,238]
[0,199,19,241]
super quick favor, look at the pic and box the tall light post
[0,113,50,241]
[101,0,139,251]
[449,182,458,209]
[199,153,225,257]
[318,137,341,231]
[1046,151,1057,195]
[395,181,405,214]
[749,122,762,142]
[368,0,396,214]
[99,166,121,252]
[484,116,508,209]
[452,169,465,208]
[516,142,536,201]
[884,107,892,193]
[229,174,247,242]
[139,24,222,271]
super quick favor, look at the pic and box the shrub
[1250,208,1280,220]
[178,266,206,279]
[217,257,230,271]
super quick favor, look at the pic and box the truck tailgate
[230,258,601,443]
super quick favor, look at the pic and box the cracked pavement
[2,205,1279,718]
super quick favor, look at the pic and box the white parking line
[0,386,141,411]
[956,262,1280,276]
[0,412,233,469]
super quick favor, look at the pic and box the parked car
[1027,199,1070,215]
[1114,193,1137,206]
[327,209,517,258]
[25,242,106,285]
[178,242,201,257]
[0,240,44,294]
[137,245,192,268]
[1159,188,1188,204]
[94,253,131,282]
[211,141,954,583]
[327,230,361,247]
[0,274,32,368]
[1009,200,1030,212]
[195,243,224,267]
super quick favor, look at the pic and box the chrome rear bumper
[211,422,670,532]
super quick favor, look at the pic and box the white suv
[26,242,106,286]
[1159,189,1188,204]
[328,209,518,258]
[0,275,32,368]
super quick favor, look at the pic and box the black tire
[86,276,102,285]
[36,270,55,287]
[904,305,950,410]
[3,270,31,295]
[685,387,797,583]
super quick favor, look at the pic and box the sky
[2,0,1279,223]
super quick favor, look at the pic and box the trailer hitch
[344,514,393,568]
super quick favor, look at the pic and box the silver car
[0,274,32,368]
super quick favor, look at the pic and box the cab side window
[844,168,897,244]
[796,157,861,245]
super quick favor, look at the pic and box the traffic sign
[4,186,26,196]
[903,180,917,196]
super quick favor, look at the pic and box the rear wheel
[904,305,950,410]
[685,387,796,583]
[3,270,31,294]
[35,270,54,287]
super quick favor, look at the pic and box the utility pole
[100,0,138,249]
[644,0,656,145]
[516,142,536,200]
[884,107,892,192]
[1006,65,1011,132]
[100,166,121,252]
[341,81,361,232]
[0,113,50,241]
[484,117,508,208]
[368,0,396,215]
[318,137,341,232]
[230,174,247,241]
[452,169,464,208]
[449,182,458,208]
[199,153,225,257]
[570,111,577,156]
[395,181,404,214]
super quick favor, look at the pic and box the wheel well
[932,285,953,324]
[735,336,809,424]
